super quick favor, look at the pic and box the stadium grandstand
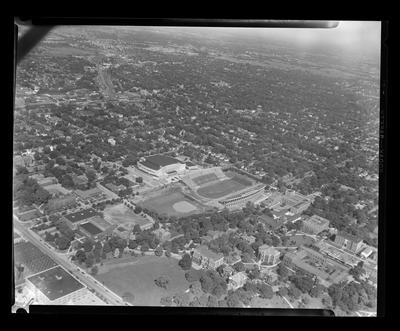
[181,167,227,189]
[218,183,266,208]
[136,154,186,178]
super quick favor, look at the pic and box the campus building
[334,231,363,253]
[258,245,280,265]
[136,154,186,178]
[302,215,330,235]
[62,208,100,230]
[218,183,266,208]
[228,271,248,291]
[192,245,224,270]
[282,246,349,284]
[26,266,105,305]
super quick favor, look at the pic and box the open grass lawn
[103,203,151,227]
[140,190,206,217]
[196,177,251,199]
[95,255,190,306]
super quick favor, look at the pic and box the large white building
[136,154,186,178]
[26,266,106,305]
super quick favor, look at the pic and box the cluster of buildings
[62,208,114,240]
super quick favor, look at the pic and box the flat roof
[64,208,99,223]
[27,266,84,301]
[139,154,182,170]
[80,222,103,236]
[305,215,330,226]
[75,187,103,199]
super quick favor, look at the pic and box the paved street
[14,216,127,306]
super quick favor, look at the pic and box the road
[280,295,294,309]
[14,217,127,306]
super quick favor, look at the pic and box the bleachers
[182,167,227,189]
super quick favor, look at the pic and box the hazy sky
[138,21,381,59]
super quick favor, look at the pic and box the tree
[135,177,143,184]
[165,249,172,258]
[86,252,95,268]
[91,265,98,275]
[278,287,289,297]
[75,249,86,264]
[212,284,226,298]
[140,242,149,252]
[226,292,242,307]
[178,253,192,270]
[277,264,289,280]
[288,284,301,300]
[86,169,96,182]
[322,294,333,309]
[189,281,203,297]
[55,235,70,250]
[134,205,142,214]
[154,276,170,289]
[233,261,245,272]
[185,269,201,282]
[207,295,219,307]
[160,296,173,306]
[82,239,94,252]
[154,245,163,256]
[257,283,274,299]
[173,292,190,307]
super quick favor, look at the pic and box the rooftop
[27,266,84,301]
[336,231,362,243]
[259,245,280,255]
[139,154,182,170]
[80,222,103,236]
[64,208,99,223]
[305,215,330,226]
[75,187,103,199]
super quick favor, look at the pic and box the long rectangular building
[137,154,186,178]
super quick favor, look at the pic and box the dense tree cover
[13,175,51,206]
[178,253,192,270]
[288,271,317,295]
[185,269,202,282]
[328,280,377,313]
[348,261,366,281]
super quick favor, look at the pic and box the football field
[196,176,252,199]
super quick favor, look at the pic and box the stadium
[181,167,266,209]
[136,154,186,178]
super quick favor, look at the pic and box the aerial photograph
[13,20,380,316]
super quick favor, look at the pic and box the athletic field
[196,176,253,199]
[140,189,206,217]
